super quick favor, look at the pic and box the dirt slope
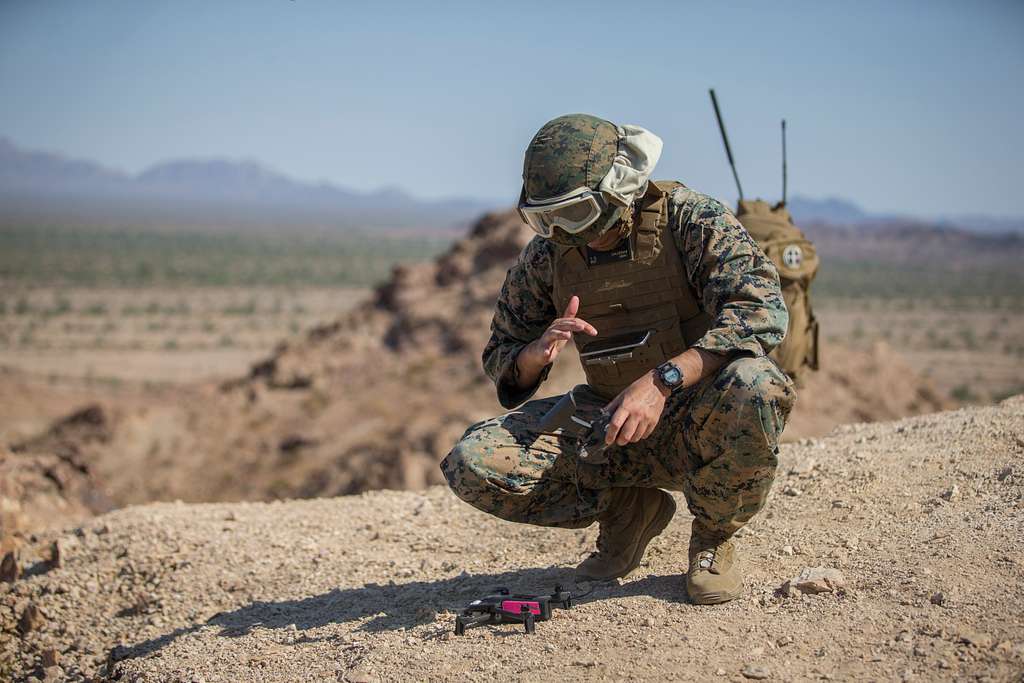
[15,211,949,513]
[0,405,114,553]
[3,398,1021,682]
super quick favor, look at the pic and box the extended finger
[549,318,598,336]
[605,407,629,445]
[639,419,657,441]
[616,415,642,445]
[562,295,580,319]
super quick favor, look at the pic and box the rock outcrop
[0,420,112,553]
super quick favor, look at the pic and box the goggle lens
[518,190,605,238]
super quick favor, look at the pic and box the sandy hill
[1,210,949,538]
[2,398,1021,682]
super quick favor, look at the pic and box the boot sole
[576,491,677,582]
[686,576,743,605]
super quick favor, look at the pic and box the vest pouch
[578,306,687,400]
[579,330,653,365]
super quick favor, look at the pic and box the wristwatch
[655,360,685,393]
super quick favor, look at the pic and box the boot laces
[696,548,716,570]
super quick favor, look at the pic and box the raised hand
[515,295,597,384]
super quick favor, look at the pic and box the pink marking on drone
[501,600,541,615]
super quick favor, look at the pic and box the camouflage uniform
[441,190,796,541]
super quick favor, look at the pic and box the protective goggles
[517,187,608,238]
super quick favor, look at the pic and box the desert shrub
[165,301,190,315]
[222,299,257,316]
[958,328,979,350]
[83,302,108,316]
[815,261,1022,303]
[951,384,979,402]
[14,298,30,315]
[993,385,1024,402]
[47,296,72,316]
[0,224,451,288]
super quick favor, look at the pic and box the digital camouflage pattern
[441,357,796,537]
[522,114,619,201]
[442,186,796,540]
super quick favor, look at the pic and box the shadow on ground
[111,565,691,664]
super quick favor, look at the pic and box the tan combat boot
[686,523,743,605]
[575,487,676,582]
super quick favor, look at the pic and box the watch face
[662,366,682,386]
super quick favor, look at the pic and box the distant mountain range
[0,137,497,234]
[0,137,1021,235]
[785,196,873,225]
[784,196,1024,235]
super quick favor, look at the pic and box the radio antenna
[709,88,744,202]
[781,118,788,205]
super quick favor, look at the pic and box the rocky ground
[2,397,1022,682]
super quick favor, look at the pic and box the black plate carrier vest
[552,181,713,400]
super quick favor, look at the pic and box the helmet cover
[521,114,661,246]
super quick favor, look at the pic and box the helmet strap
[615,201,640,239]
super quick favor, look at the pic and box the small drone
[454,585,573,635]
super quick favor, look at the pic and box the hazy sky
[1,0,1022,216]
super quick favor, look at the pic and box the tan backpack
[708,88,821,383]
[735,199,819,382]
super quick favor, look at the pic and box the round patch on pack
[782,244,804,269]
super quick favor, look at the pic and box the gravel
[1,398,1022,682]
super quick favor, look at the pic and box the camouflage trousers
[441,356,796,539]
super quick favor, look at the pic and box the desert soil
[3,397,1022,682]
[816,304,1024,404]
[0,287,371,385]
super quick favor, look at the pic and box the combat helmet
[519,114,663,247]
